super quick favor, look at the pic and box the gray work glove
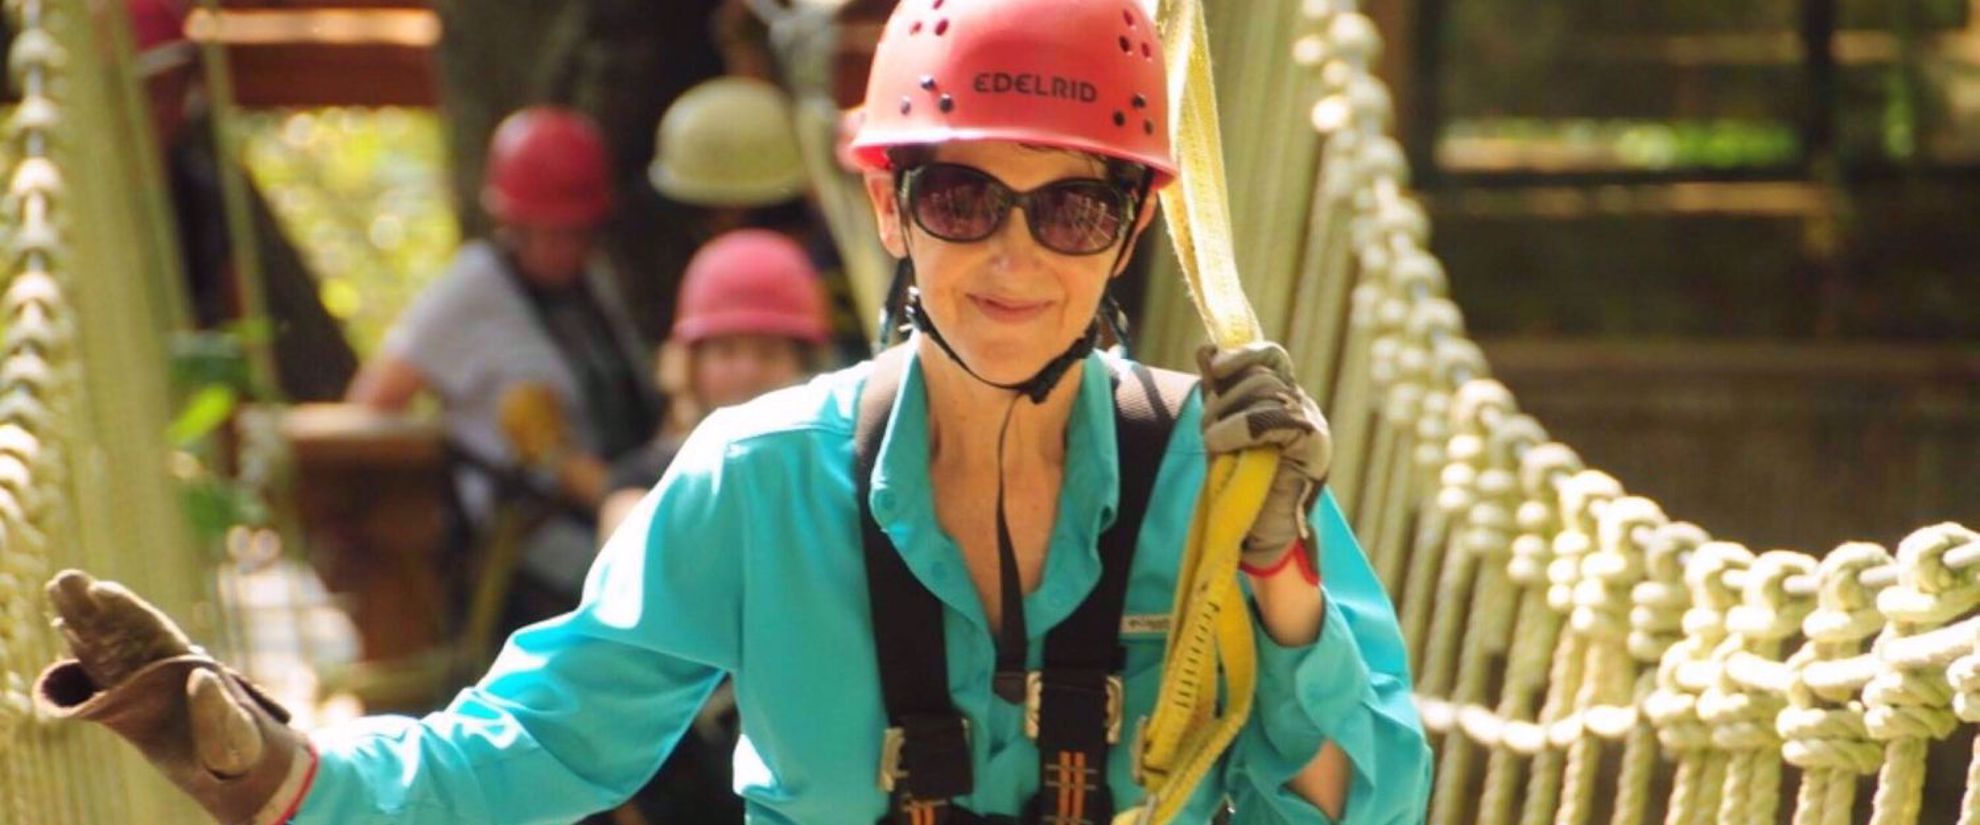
[36,570,314,825]
[1197,342,1332,569]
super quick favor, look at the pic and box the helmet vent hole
[911,20,924,34]
[900,97,913,115]
[1118,35,1131,53]
[1113,111,1126,127]
[935,18,950,35]
[1144,119,1155,135]
[1124,9,1135,27]
[939,94,955,113]
[933,0,945,7]
[1141,41,1152,59]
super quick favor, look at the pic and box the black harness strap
[859,347,975,812]
[855,346,1195,825]
[1027,361,1190,825]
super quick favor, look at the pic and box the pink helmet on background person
[672,230,831,346]
[481,107,614,228]
[848,0,1175,187]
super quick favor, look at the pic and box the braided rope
[1555,496,1662,825]
[1647,539,1746,825]
[1400,382,1482,672]
[1472,442,1580,825]
[1782,543,1890,825]
[1427,411,1538,825]
[1518,470,1621,825]
[1953,636,1980,825]
[1701,550,1817,825]
[1418,379,1515,692]
[0,0,76,821]
[1609,514,1692,825]
[1867,525,1980,825]
[1364,298,1459,594]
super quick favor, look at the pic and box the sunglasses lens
[1029,181,1127,255]
[909,165,1005,242]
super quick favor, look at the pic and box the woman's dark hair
[884,144,1153,194]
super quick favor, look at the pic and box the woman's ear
[864,172,910,259]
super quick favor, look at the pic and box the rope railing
[0,0,215,822]
[1131,3,1980,824]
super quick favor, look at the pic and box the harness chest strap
[854,346,1195,825]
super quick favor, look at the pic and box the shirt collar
[865,342,1123,636]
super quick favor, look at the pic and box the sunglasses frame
[896,162,1137,257]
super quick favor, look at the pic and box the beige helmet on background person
[649,76,808,207]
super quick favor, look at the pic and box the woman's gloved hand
[1196,342,1332,571]
[37,570,315,825]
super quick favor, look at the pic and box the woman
[345,106,658,602]
[36,2,1430,823]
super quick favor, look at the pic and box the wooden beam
[225,41,437,107]
[190,8,441,108]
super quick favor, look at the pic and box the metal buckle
[877,719,972,793]
[1022,671,1125,744]
[879,726,907,792]
[1128,716,1150,785]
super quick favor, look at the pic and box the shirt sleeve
[378,248,508,402]
[1225,490,1433,825]
[290,420,746,825]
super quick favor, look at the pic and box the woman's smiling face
[866,140,1151,384]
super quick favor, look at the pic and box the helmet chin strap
[879,167,1150,401]
[894,262,1096,706]
[876,194,1138,706]
[903,281,1098,404]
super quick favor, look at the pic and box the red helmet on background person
[848,0,1175,187]
[481,107,614,228]
[129,0,194,78]
[672,230,831,346]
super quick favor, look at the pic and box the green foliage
[1440,117,1802,172]
[239,107,459,356]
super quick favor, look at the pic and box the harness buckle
[879,715,974,796]
[1022,671,1125,744]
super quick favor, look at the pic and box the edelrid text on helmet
[849,0,1175,187]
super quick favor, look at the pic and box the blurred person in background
[650,75,866,360]
[345,106,657,615]
[546,228,833,825]
[597,228,835,536]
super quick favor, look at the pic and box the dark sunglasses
[898,163,1136,256]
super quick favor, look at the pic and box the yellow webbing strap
[1123,1,1280,822]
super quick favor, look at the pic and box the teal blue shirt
[297,348,1431,824]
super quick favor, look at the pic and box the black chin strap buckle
[904,290,1099,404]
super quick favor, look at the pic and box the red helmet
[673,230,831,346]
[849,0,1174,186]
[129,0,193,78]
[481,107,613,228]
